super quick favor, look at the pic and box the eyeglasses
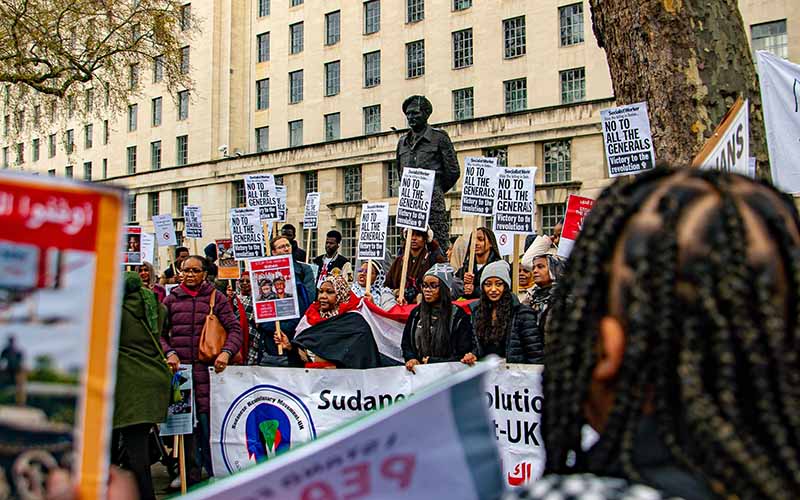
[421,282,440,290]
[182,268,205,275]
[274,243,291,251]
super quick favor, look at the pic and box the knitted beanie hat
[480,260,512,288]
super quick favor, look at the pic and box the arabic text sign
[396,168,435,231]
[493,168,536,234]
[357,203,389,260]
[249,255,300,323]
[152,214,177,247]
[245,174,278,221]
[694,97,750,176]
[123,226,142,265]
[230,208,265,260]
[557,194,595,259]
[460,157,500,216]
[183,205,203,239]
[303,192,320,229]
[601,102,656,177]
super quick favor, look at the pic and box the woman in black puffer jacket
[461,260,543,365]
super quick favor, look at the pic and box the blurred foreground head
[544,168,800,499]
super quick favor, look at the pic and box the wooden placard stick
[365,259,373,298]
[398,231,413,304]
[178,435,187,494]
[306,229,312,259]
[262,221,284,355]
[512,235,521,295]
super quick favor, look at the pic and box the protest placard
[601,102,656,177]
[152,214,177,247]
[493,168,536,234]
[141,232,155,265]
[693,97,750,176]
[249,255,300,323]
[557,195,595,258]
[357,203,389,260]
[0,172,126,498]
[230,207,265,260]
[460,156,500,216]
[123,226,143,265]
[245,174,278,221]
[276,185,287,222]
[302,192,320,229]
[183,205,203,239]
[216,238,240,280]
[757,51,800,192]
[496,231,514,257]
[159,365,194,436]
[396,168,435,231]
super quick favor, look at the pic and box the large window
[559,3,584,47]
[128,104,138,132]
[176,135,188,165]
[304,171,318,195]
[256,78,269,110]
[258,0,269,17]
[174,188,189,216]
[65,129,74,154]
[541,203,566,236]
[291,0,303,5]
[325,61,340,96]
[257,32,270,62]
[83,161,92,181]
[454,0,471,11]
[152,97,162,126]
[543,140,571,183]
[128,195,136,222]
[325,11,340,45]
[180,46,190,74]
[127,146,137,174]
[180,4,191,30]
[406,40,425,78]
[453,87,474,120]
[364,1,380,34]
[289,120,303,147]
[65,165,73,178]
[178,90,189,120]
[386,161,400,197]
[149,193,160,218]
[84,124,93,149]
[363,105,381,135]
[15,143,23,165]
[483,146,508,167]
[344,166,362,202]
[129,64,139,89]
[751,20,788,59]
[407,0,424,23]
[364,51,381,87]
[504,78,527,112]
[48,134,56,158]
[290,22,304,54]
[289,70,303,103]
[153,56,164,82]
[387,216,404,256]
[32,138,39,162]
[233,180,246,208]
[256,126,269,152]
[503,16,526,58]
[338,219,357,264]
[103,120,109,145]
[560,67,586,104]
[325,113,340,141]
[452,28,473,69]
[151,140,162,170]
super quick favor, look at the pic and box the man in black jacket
[312,230,353,286]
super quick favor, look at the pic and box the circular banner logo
[219,385,317,473]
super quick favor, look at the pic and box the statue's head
[402,95,433,131]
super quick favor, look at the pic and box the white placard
[601,102,656,177]
[357,203,389,260]
[396,168,435,231]
[183,205,203,239]
[496,231,515,257]
[141,232,155,265]
[460,157,500,216]
[249,255,301,323]
[695,98,750,176]
[275,185,287,222]
[152,214,177,247]
[230,207,265,260]
[158,365,194,436]
[493,168,536,234]
[245,174,279,221]
[302,192,320,230]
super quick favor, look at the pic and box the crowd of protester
[108,168,800,499]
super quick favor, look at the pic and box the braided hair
[543,168,800,499]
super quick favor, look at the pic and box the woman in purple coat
[161,255,242,486]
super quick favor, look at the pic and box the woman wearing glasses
[401,264,473,373]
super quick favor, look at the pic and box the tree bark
[589,0,768,176]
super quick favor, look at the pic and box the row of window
[128,92,189,132]
[126,136,190,173]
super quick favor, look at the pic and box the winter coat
[401,305,473,363]
[114,288,171,429]
[161,281,242,414]
[469,296,543,364]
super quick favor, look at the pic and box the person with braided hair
[510,168,800,500]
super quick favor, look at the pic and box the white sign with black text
[245,174,279,221]
[493,168,536,234]
[230,207,265,260]
[358,203,389,260]
[152,214,177,247]
[460,157,500,216]
[183,205,203,239]
[303,192,320,230]
[601,102,656,177]
[396,168,435,231]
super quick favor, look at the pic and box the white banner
[358,203,389,260]
[211,363,543,489]
[601,102,656,177]
[396,168,435,231]
[230,207,265,260]
[461,157,500,216]
[245,174,278,221]
[493,168,536,234]
[302,192,320,230]
[183,205,203,239]
[757,50,800,193]
[695,98,750,176]
[152,214,177,247]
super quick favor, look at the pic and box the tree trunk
[589,0,768,176]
